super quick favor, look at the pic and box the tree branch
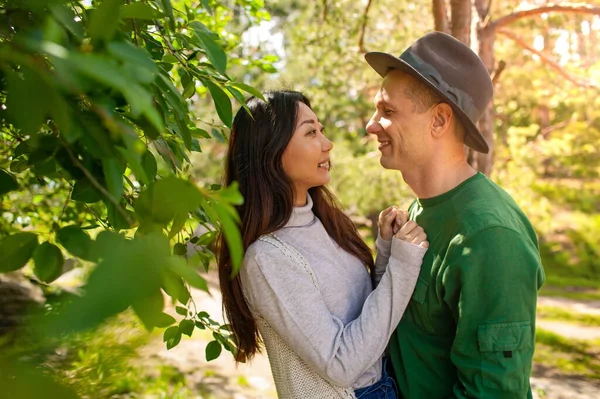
[322,0,328,22]
[497,28,598,89]
[432,0,450,34]
[57,135,133,226]
[491,60,506,85]
[489,3,600,31]
[358,0,375,53]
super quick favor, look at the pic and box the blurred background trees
[1,0,599,397]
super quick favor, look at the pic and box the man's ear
[430,103,453,138]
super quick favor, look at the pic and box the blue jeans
[354,358,397,399]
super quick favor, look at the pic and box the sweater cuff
[390,237,427,271]
[375,234,392,257]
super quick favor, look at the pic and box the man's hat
[365,32,493,154]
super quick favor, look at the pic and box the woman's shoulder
[243,235,288,269]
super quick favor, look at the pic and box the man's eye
[383,109,393,115]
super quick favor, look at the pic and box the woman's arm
[240,238,426,387]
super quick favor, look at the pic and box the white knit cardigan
[252,234,357,398]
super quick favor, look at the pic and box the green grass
[535,328,600,380]
[537,306,600,327]
[540,287,600,302]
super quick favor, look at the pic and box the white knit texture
[256,234,356,398]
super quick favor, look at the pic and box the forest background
[1,0,599,398]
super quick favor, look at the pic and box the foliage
[0,0,275,395]
[535,328,600,380]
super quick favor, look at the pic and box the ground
[131,272,600,399]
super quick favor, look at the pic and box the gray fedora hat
[365,31,493,154]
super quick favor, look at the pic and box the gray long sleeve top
[239,195,426,390]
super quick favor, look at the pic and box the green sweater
[389,172,545,399]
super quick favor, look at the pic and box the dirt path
[538,296,600,316]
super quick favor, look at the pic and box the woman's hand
[395,220,429,248]
[378,206,408,241]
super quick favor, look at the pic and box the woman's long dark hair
[217,90,374,363]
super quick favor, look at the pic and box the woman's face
[282,102,333,204]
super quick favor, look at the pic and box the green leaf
[161,268,191,304]
[157,0,175,29]
[106,201,134,231]
[0,233,38,272]
[142,150,157,182]
[72,178,102,203]
[89,0,122,42]
[121,2,162,19]
[203,80,232,128]
[183,76,196,99]
[162,54,178,63]
[154,312,176,327]
[175,306,187,316]
[190,22,227,75]
[205,340,222,361]
[10,157,29,173]
[173,242,186,256]
[70,54,160,130]
[226,85,251,115]
[56,225,92,260]
[230,82,266,102]
[179,319,194,337]
[51,4,84,40]
[116,147,149,185]
[217,181,244,206]
[200,0,212,14]
[143,33,164,61]
[0,169,19,196]
[213,201,243,274]
[156,73,187,117]
[6,69,50,134]
[163,325,179,342]
[135,176,203,225]
[190,128,211,138]
[108,41,158,76]
[102,158,125,200]
[166,330,181,349]
[167,256,208,292]
[169,212,188,239]
[132,288,165,330]
[33,242,65,283]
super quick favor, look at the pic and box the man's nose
[366,115,381,135]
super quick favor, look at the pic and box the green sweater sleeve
[441,226,544,399]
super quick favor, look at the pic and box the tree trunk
[450,0,472,45]
[476,28,495,176]
[433,0,451,33]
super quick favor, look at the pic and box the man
[365,32,545,398]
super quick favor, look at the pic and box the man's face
[366,70,435,172]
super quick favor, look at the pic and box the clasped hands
[378,206,429,249]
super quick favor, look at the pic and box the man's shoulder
[451,176,534,237]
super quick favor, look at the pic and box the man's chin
[379,155,398,171]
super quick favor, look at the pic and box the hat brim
[365,52,489,154]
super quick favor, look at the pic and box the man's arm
[442,226,545,399]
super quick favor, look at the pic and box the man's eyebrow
[375,99,392,108]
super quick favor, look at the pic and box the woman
[217,90,428,398]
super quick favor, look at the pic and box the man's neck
[402,158,476,199]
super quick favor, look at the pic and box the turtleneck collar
[285,194,315,228]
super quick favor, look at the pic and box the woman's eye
[307,129,317,136]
